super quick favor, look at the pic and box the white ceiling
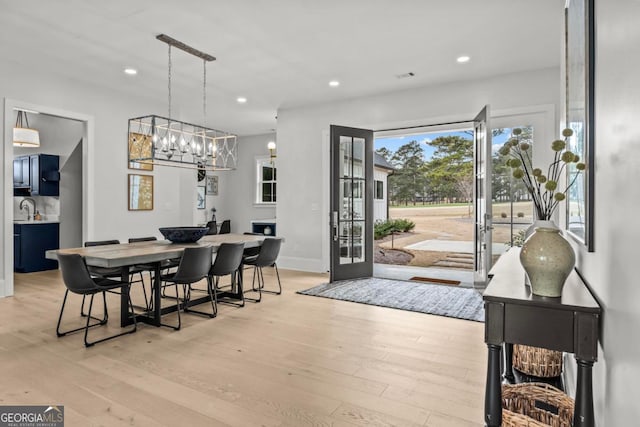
[0,0,564,135]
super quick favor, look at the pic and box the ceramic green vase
[520,226,575,297]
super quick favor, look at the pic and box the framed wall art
[565,0,595,251]
[128,174,154,211]
[196,186,206,209]
[128,132,154,171]
[206,175,218,195]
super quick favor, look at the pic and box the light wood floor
[1,268,486,426]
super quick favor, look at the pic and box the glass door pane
[330,126,373,281]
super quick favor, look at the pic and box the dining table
[46,233,268,328]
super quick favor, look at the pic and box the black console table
[483,248,601,427]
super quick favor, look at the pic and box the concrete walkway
[374,263,475,288]
[404,239,508,255]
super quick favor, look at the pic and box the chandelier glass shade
[13,110,40,148]
[128,115,237,170]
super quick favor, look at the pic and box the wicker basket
[502,383,575,427]
[502,409,548,427]
[513,344,563,377]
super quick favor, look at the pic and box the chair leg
[83,289,137,347]
[216,273,246,307]
[183,277,217,318]
[243,266,262,303]
[261,263,282,295]
[57,290,108,338]
[139,272,150,311]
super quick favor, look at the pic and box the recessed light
[329,80,340,87]
[124,68,138,75]
[456,56,471,63]
[237,97,247,103]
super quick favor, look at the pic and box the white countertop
[251,218,276,223]
[14,220,60,224]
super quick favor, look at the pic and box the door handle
[332,211,338,242]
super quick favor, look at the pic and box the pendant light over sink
[128,34,238,171]
[13,110,41,148]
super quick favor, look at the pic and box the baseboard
[278,256,325,273]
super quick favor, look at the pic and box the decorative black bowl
[159,226,209,243]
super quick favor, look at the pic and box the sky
[375,129,512,160]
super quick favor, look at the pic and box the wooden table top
[46,233,269,268]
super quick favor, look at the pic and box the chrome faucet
[19,197,36,221]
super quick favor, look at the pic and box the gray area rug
[297,277,484,322]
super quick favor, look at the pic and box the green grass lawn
[389,202,470,208]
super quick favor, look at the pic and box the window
[375,180,384,199]
[256,158,276,203]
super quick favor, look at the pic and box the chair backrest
[242,233,262,257]
[172,246,213,284]
[210,242,245,276]
[205,221,218,235]
[128,236,157,243]
[254,238,282,268]
[57,253,99,294]
[219,220,231,234]
[85,239,120,247]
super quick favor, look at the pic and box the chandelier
[13,110,41,148]
[128,34,237,171]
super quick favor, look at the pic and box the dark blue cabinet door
[14,223,59,273]
[14,225,21,270]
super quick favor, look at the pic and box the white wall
[216,133,277,234]
[1,65,203,295]
[59,142,82,249]
[373,168,388,222]
[276,67,561,272]
[563,1,640,424]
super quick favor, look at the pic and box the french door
[330,125,373,282]
[473,105,493,288]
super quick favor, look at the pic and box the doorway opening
[373,127,475,286]
[3,99,93,298]
[372,124,534,287]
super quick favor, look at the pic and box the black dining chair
[219,220,231,234]
[84,240,122,278]
[56,253,137,347]
[128,236,181,302]
[200,242,245,309]
[243,238,283,303]
[205,220,218,235]
[81,240,127,315]
[84,239,153,312]
[159,246,213,330]
[186,242,245,315]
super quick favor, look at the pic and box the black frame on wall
[565,0,595,252]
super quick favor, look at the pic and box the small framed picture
[196,186,206,209]
[128,174,153,211]
[206,175,218,195]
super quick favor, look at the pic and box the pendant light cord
[203,59,207,128]
[168,44,172,119]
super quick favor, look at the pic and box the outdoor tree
[375,147,393,161]
[425,135,473,211]
[389,140,426,205]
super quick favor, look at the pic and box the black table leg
[485,343,502,427]
[120,267,132,327]
[152,262,162,326]
[574,358,595,427]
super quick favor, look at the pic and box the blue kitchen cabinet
[14,222,59,272]
[13,154,60,197]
